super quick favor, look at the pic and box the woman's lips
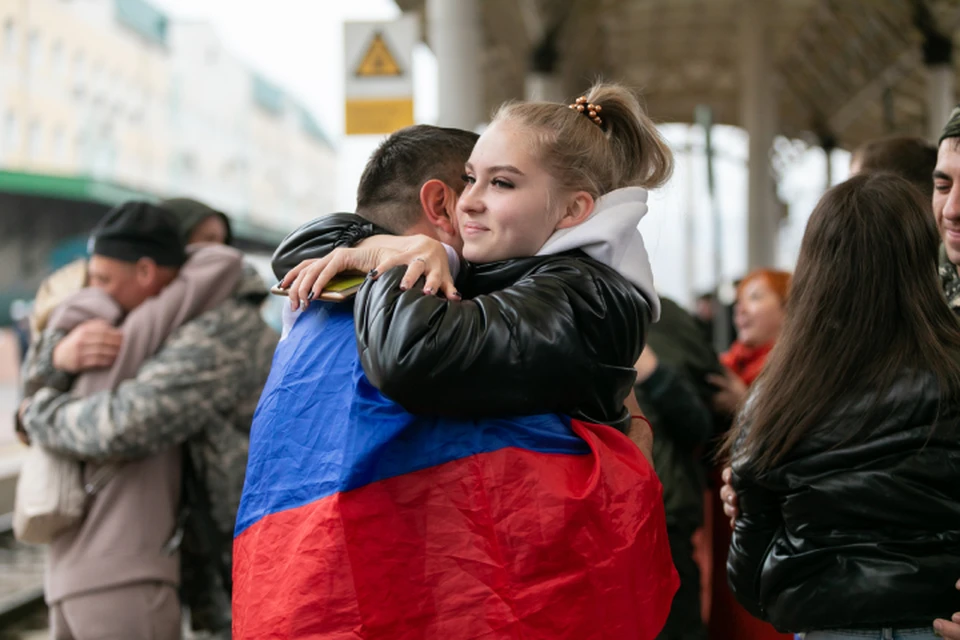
[462,223,489,235]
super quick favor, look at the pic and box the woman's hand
[720,466,739,529]
[707,368,748,416]
[280,235,459,310]
[367,235,459,298]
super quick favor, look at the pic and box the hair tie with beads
[569,96,603,127]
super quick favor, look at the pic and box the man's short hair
[852,136,937,199]
[356,125,479,234]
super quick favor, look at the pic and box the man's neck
[402,220,440,240]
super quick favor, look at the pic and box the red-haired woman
[706,268,792,640]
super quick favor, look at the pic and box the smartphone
[270,274,366,302]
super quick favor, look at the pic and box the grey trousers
[50,581,181,640]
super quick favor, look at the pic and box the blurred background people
[634,297,725,640]
[725,173,960,640]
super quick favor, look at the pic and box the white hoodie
[536,186,660,321]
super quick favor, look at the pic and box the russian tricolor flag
[234,302,678,639]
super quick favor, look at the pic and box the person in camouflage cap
[932,104,960,640]
[935,105,960,317]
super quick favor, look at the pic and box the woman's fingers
[365,237,459,298]
[295,261,325,307]
[370,249,406,278]
[285,247,395,308]
[422,266,454,297]
[721,466,733,484]
[438,275,460,300]
[288,256,329,310]
[280,258,318,289]
[420,255,458,298]
[311,256,353,300]
[400,259,426,291]
[424,269,459,299]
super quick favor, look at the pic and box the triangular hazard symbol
[355,32,403,77]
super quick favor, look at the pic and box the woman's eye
[462,174,476,185]
[492,178,514,189]
[936,182,950,193]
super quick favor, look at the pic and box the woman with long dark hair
[724,172,960,640]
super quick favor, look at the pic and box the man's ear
[419,179,458,237]
[134,257,159,287]
[554,191,595,231]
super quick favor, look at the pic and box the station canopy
[397,0,960,149]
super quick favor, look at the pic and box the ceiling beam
[827,48,922,133]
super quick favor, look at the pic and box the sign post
[344,16,417,135]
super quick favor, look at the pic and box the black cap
[88,201,187,267]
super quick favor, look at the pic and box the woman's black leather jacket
[728,371,960,632]
[272,213,649,432]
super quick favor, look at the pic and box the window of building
[28,120,41,159]
[180,153,196,173]
[26,30,39,70]
[4,111,18,155]
[51,39,63,73]
[53,126,65,161]
[4,18,16,56]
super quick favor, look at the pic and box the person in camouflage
[931,106,960,639]
[18,203,277,639]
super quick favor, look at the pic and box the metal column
[427,0,483,130]
[740,0,777,270]
[928,64,955,139]
[916,1,954,140]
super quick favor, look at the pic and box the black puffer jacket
[728,371,960,633]
[272,213,649,432]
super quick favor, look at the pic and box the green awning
[0,170,291,247]
[0,170,158,206]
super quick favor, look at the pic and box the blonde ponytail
[492,82,673,197]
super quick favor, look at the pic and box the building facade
[0,0,335,230]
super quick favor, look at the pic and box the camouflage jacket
[940,244,960,315]
[20,266,278,630]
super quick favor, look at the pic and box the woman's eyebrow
[488,165,525,176]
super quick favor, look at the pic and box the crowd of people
[7,81,960,640]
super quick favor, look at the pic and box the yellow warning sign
[355,33,403,77]
[346,97,414,135]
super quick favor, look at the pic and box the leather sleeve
[271,213,391,280]
[354,257,648,428]
[726,468,782,622]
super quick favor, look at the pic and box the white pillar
[928,64,955,140]
[740,0,777,270]
[428,0,483,130]
[525,72,565,103]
